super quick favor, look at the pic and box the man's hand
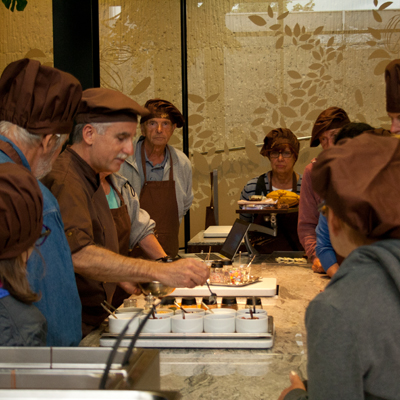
[312,257,325,274]
[118,281,142,295]
[156,258,209,288]
[278,371,306,400]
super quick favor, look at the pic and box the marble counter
[80,263,329,399]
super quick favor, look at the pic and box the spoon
[101,303,118,319]
[201,301,215,314]
[252,296,256,314]
[205,281,217,305]
[174,301,188,319]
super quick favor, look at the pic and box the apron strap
[255,173,268,196]
[106,176,126,206]
[0,140,24,166]
[140,142,174,183]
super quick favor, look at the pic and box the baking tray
[210,276,261,287]
[100,317,274,349]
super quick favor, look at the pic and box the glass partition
[99,0,400,244]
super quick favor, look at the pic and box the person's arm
[139,234,167,259]
[72,244,208,288]
[316,214,338,276]
[297,164,320,262]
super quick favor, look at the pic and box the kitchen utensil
[174,301,189,319]
[205,280,217,304]
[138,281,175,297]
[201,301,214,314]
[101,302,117,319]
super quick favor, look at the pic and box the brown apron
[107,177,132,308]
[0,140,24,165]
[135,143,180,258]
[250,171,304,253]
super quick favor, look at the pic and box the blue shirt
[0,135,82,346]
[316,213,337,272]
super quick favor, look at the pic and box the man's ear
[327,207,342,237]
[82,124,96,145]
[40,134,55,155]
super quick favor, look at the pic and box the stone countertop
[80,263,329,400]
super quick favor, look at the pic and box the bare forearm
[139,234,167,260]
[72,245,159,282]
[326,263,339,278]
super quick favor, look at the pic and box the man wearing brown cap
[297,107,350,273]
[279,133,400,400]
[43,88,208,336]
[385,59,400,133]
[120,99,192,258]
[0,58,83,346]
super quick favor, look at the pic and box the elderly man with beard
[0,58,83,346]
[42,88,209,336]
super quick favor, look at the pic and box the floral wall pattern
[98,0,400,245]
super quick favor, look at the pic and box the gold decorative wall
[0,0,53,72]
[99,0,400,245]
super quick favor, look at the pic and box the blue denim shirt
[0,135,82,346]
[316,213,337,272]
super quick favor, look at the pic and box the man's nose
[124,140,134,156]
[157,123,163,132]
[391,120,400,134]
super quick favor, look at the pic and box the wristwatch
[155,256,174,263]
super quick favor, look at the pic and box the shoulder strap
[292,171,297,192]
[255,173,268,196]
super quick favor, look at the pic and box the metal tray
[100,317,274,349]
[210,276,261,287]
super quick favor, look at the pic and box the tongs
[174,301,189,319]
[101,300,118,319]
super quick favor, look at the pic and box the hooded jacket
[285,239,400,400]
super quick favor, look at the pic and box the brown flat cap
[312,134,400,239]
[260,128,300,160]
[0,163,43,260]
[0,58,82,135]
[75,88,149,124]
[140,98,185,128]
[310,107,350,147]
[385,59,400,113]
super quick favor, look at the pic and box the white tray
[100,317,274,349]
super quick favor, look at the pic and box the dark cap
[260,128,300,160]
[0,58,82,135]
[0,163,43,260]
[312,134,400,239]
[75,88,149,124]
[310,107,350,147]
[140,99,185,128]
[385,59,400,113]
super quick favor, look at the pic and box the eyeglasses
[317,201,328,217]
[270,150,293,158]
[36,225,51,247]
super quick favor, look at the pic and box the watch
[155,256,174,263]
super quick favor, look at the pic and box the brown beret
[310,107,350,147]
[0,163,43,260]
[75,88,149,124]
[260,128,300,160]
[385,59,400,113]
[0,58,82,135]
[312,134,400,239]
[140,98,185,128]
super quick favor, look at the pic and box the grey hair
[71,122,113,144]
[0,120,67,150]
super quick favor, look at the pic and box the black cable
[99,310,142,390]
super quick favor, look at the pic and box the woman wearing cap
[240,128,302,253]
[279,134,400,399]
[0,163,47,346]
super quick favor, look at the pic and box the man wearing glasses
[240,128,303,253]
[120,99,192,259]
[0,59,83,346]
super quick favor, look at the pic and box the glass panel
[187,0,400,238]
[0,0,54,73]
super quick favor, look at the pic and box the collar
[66,146,100,189]
[0,134,31,170]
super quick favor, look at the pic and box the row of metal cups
[109,308,268,335]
